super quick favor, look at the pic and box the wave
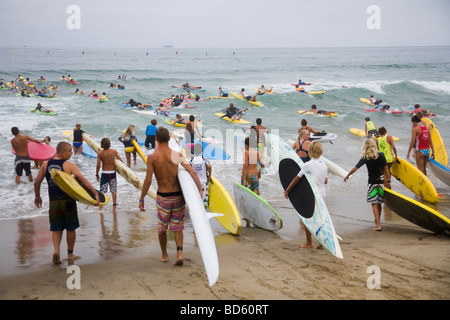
[411,80,450,95]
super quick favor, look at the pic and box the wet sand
[0,194,449,300]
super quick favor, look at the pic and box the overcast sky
[1,0,449,48]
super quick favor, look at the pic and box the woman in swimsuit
[292,130,311,163]
[407,115,435,175]
[72,123,84,156]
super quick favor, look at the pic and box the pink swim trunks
[156,191,185,234]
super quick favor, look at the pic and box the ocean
[1,46,449,221]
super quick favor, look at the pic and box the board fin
[206,212,224,220]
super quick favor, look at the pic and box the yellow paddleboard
[133,139,147,164]
[384,188,450,236]
[390,157,439,203]
[349,128,400,141]
[360,97,375,105]
[253,89,274,94]
[164,120,186,127]
[298,110,337,117]
[51,169,110,206]
[209,176,242,235]
[215,113,251,124]
[230,92,264,106]
[422,118,447,166]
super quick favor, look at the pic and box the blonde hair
[122,124,135,139]
[308,141,323,159]
[297,129,309,140]
[361,139,379,160]
[74,123,81,130]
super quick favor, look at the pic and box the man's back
[98,148,118,171]
[11,134,30,157]
[150,145,182,193]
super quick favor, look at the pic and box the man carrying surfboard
[34,141,100,264]
[10,127,43,184]
[139,127,203,266]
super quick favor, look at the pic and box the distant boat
[163,44,173,48]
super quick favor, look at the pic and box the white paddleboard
[267,133,343,259]
[233,183,282,231]
[169,138,220,286]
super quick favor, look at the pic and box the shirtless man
[139,127,202,266]
[308,104,336,116]
[241,136,264,195]
[11,127,42,184]
[96,138,124,212]
[255,118,268,158]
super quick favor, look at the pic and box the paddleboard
[209,96,233,99]
[422,118,447,166]
[164,120,187,127]
[133,139,147,163]
[182,140,230,161]
[384,188,450,236]
[12,141,56,161]
[98,98,110,102]
[307,91,326,95]
[390,157,439,203]
[82,133,157,200]
[298,110,337,117]
[321,156,349,178]
[50,169,109,206]
[278,157,343,259]
[427,158,450,187]
[349,128,400,141]
[229,92,264,106]
[132,109,193,118]
[233,183,282,231]
[253,88,274,94]
[364,108,403,114]
[169,137,220,286]
[291,83,312,86]
[208,176,242,235]
[309,131,338,143]
[360,97,376,105]
[215,113,251,124]
[29,107,57,116]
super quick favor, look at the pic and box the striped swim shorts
[156,191,185,234]
[367,184,384,204]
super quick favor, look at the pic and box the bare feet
[175,246,183,266]
[52,253,61,265]
[299,243,313,249]
[373,226,382,231]
[160,257,169,263]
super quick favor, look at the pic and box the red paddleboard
[12,142,56,161]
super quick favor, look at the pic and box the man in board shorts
[139,127,202,266]
[10,127,42,184]
[34,142,100,264]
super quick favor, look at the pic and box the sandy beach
[0,194,449,301]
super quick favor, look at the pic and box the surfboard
[12,141,56,161]
[309,131,338,143]
[208,176,242,235]
[278,157,343,259]
[29,107,57,116]
[209,96,233,99]
[182,140,230,161]
[132,109,193,118]
[364,108,403,114]
[384,188,450,236]
[82,133,157,200]
[390,157,439,203]
[360,97,376,105]
[164,120,187,128]
[321,156,349,178]
[233,183,282,231]
[169,137,220,286]
[422,118,448,166]
[133,139,147,163]
[427,158,450,187]
[50,169,109,206]
[307,91,326,95]
[349,128,400,141]
[298,110,337,117]
[215,113,251,124]
[266,133,343,259]
[229,92,264,106]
